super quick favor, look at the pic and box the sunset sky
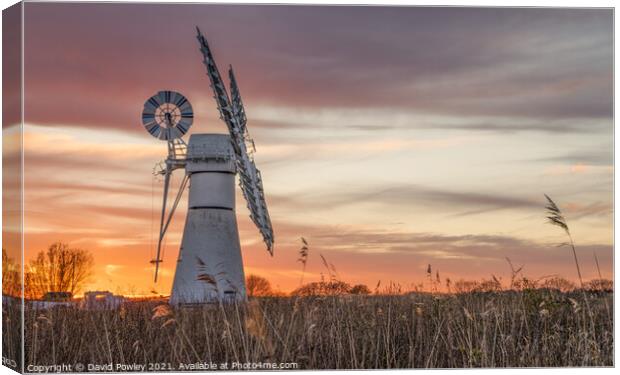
[7,3,613,295]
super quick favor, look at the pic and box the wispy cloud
[269,184,541,217]
[529,150,613,166]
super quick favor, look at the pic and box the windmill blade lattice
[196,27,274,254]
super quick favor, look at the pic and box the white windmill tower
[140,28,274,304]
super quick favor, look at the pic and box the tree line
[2,244,611,300]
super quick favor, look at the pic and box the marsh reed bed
[17,288,613,370]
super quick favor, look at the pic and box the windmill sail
[196,27,274,254]
[229,67,247,132]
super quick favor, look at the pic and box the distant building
[81,291,125,310]
[30,292,74,310]
[42,291,72,301]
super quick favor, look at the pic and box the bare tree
[540,276,576,292]
[2,248,21,297]
[585,279,613,292]
[291,281,352,296]
[453,279,479,294]
[350,284,371,295]
[27,242,94,298]
[246,274,272,297]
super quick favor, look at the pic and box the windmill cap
[186,134,235,173]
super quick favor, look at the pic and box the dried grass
[6,288,612,369]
